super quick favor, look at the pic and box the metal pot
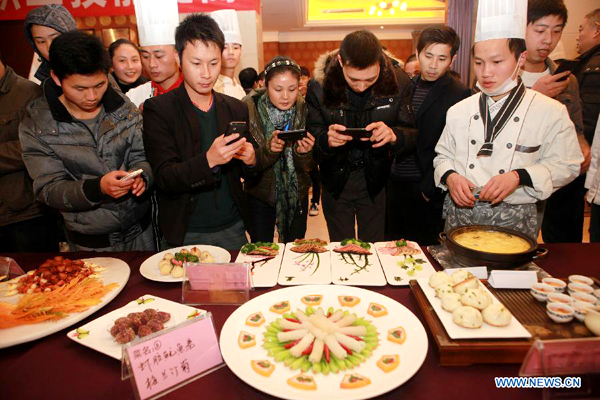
[439,225,548,269]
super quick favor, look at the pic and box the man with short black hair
[239,67,258,94]
[387,26,471,244]
[143,14,258,250]
[299,66,310,97]
[403,54,420,78]
[306,30,417,242]
[19,31,154,251]
[522,0,589,243]
[573,8,600,145]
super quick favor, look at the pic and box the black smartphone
[344,128,372,139]
[224,121,247,144]
[553,60,578,81]
[278,129,307,141]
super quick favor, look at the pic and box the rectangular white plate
[374,241,437,286]
[416,278,532,339]
[329,242,386,286]
[235,244,284,288]
[277,243,331,285]
[66,294,206,360]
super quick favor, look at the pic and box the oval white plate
[220,285,428,400]
[0,257,129,349]
[139,245,231,283]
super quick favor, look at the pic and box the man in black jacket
[387,26,471,245]
[306,30,417,242]
[573,8,600,145]
[143,14,258,250]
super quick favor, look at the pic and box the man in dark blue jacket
[387,26,471,245]
[306,30,417,242]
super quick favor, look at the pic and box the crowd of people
[1,0,599,253]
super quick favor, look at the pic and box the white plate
[330,243,386,286]
[67,294,206,360]
[278,243,331,285]
[416,277,532,339]
[235,244,284,288]
[374,241,437,286]
[0,257,129,349]
[220,285,428,400]
[140,245,231,282]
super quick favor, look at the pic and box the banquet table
[1,243,599,400]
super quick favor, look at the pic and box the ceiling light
[390,8,395,15]
[392,0,400,7]
[379,1,387,8]
[400,2,408,11]
[377,10,383,17]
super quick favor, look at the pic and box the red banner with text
[0,0,259,21]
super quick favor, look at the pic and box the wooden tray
[409,280,596,366]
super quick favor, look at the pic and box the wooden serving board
[409,279,596,366]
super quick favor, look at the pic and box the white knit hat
[133,0,179,47]
[211,9,242,45]
[475,0,527,43]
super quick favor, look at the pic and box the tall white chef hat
[475,0,527,43]
[133,0,179,47]
[211,9,243,46]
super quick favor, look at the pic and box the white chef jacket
[434,89,583,204]
[126,81,153,108]
[213,74,246,100]
[585,116,600,205]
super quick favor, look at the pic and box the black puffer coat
[306,50,417,199]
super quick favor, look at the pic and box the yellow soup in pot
[453,230,531,254]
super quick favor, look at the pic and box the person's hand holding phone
[327,124,353,148]
[366,121,396,148]
[100,170,136,199]
[270,130,285,153]
[206,134,247,168]
[296,132,315,154]
[531,72,569,98]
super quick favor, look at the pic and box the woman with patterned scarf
[242,56,316,243]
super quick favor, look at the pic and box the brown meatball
[143,309,158,319]
[138,325,153,338]
[147,319,164,332]
[115,327,136,344]
[156,311,171,323]
[109,324,122,338]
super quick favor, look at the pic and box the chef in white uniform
[211,9,246,100]
[127,0,180,108]
[433,0,583,239]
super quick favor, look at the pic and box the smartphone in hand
[225,121,247,144]
[344,128,372,139]
[119,169,143,181]
[278,129,307,141]
[553,60,578,82]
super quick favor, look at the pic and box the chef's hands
[365,121,396,148]
[579,136,591,173]
[446,172,477,207]
[207,134,251,168]
[296,132,315,154]
[327,124,353,148]
[100,170,146,199]
[531,72,569,98]
[479,172,520,205]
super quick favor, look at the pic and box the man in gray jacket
[19,31,154,251]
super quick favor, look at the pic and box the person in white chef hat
[433,0,583,239]
[211,9,247,100]
[127,0,182,108]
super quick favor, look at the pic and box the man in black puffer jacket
[306,30,417,242]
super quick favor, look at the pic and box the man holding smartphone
[306,30,417,242]
[143,14,259,250]
[19,32,154,251]
[522,0,589,243]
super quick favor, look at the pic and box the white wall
[237,10,263,72]
[562,0,598,59]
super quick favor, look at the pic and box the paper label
[488,270,537,289]
[186,263,250,291]
[125,315,223,399]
